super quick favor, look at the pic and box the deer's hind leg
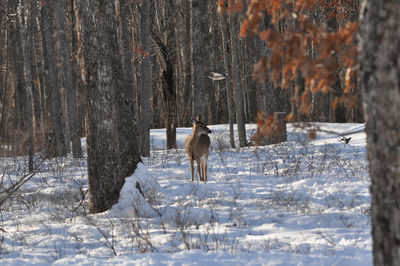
[190,158,195,181]
[196,159,203,181]
[200,155,208,182]
[204,162,208,182]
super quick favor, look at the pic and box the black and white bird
[208,72,226,81]
[339,136,351,144]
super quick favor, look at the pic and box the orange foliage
[219,0,359,140]
[220,0,358,94]
[253,111,280,145]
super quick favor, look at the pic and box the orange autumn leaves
[219,0,359,140]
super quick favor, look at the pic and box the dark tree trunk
[32,14,46,144]
[31,22,43,142]
[219,14,235,148]
[230,15,247,147]
[11,0,27,154]
[41,0,67,157]
[153,0,177,150]
[0,1,5,130]
[53,0,82,158]
[360,0,400,265]
[190,0,206,119]
[20,0,34,170]
[350,0,364,123]
[262,13,283,119]
[182,0,192,126]
[164,65,177,150]
[248,37,261,122]
[0,0,11,143]
[310,12,330,122]
[14,8,27,135]
[115,0,142,178]
[139,0,151,157]
[70,0,84,138]
[78,0,141,213]
[326,1,346,123]
[206,3,218,125]
[71,0,87,138]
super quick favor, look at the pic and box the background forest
[0,0,363,161]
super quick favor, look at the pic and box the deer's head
[192,117,212,135]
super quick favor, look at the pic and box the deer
[185,117,212,182]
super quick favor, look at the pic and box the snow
[0,123,371,265]
[110,163,159,218]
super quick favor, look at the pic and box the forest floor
[0,123,371,265]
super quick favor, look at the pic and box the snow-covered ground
[0,123,371,265]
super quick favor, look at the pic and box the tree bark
[0,0,11,143]
[206,3,218,125]
[71,0,87,138]
[78,0,141,213]
[32,15,46,144]
[190,0,206,120]
[9,0,27,154]
[182,0,192,127]
[14,3,27,135]
[230,15,247,147]
[139,0,151,157]
[153,0,177,150]
[326,1,346,123]
[20,0,34,170]
[115,0,142,178]
[350,0,364,123]
[53,0,82,158]
[30,21,43,143]
[219,15,235,148]
[359,0,400,265]
[41,0,67,157]
[0,2,5,123]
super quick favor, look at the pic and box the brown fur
[185,120,211,182]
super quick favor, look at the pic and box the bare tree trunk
[182,0,192,126]
[206,3,218,125]
[15,22,27,134]
[0,2,5,127]
[0,1,11,143]
[219,14,235,148]
[230,15,247,147]
[70,0,84,138]
[12,0,28,153]
[78,0,141,213]
[115,0,142,178]
[190,0,206,119]
[310,10,331,122]
[41,0,67,157]
[350,0,364,123]
[20,0,34,170]
[53,0,82,158]
[153,0,177,150]
[32,15,46,145]
[71,0,87,138]
[326,1,346,123]
[30,25,43,143]
[360,0,400,265]
[139,0,151,157]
